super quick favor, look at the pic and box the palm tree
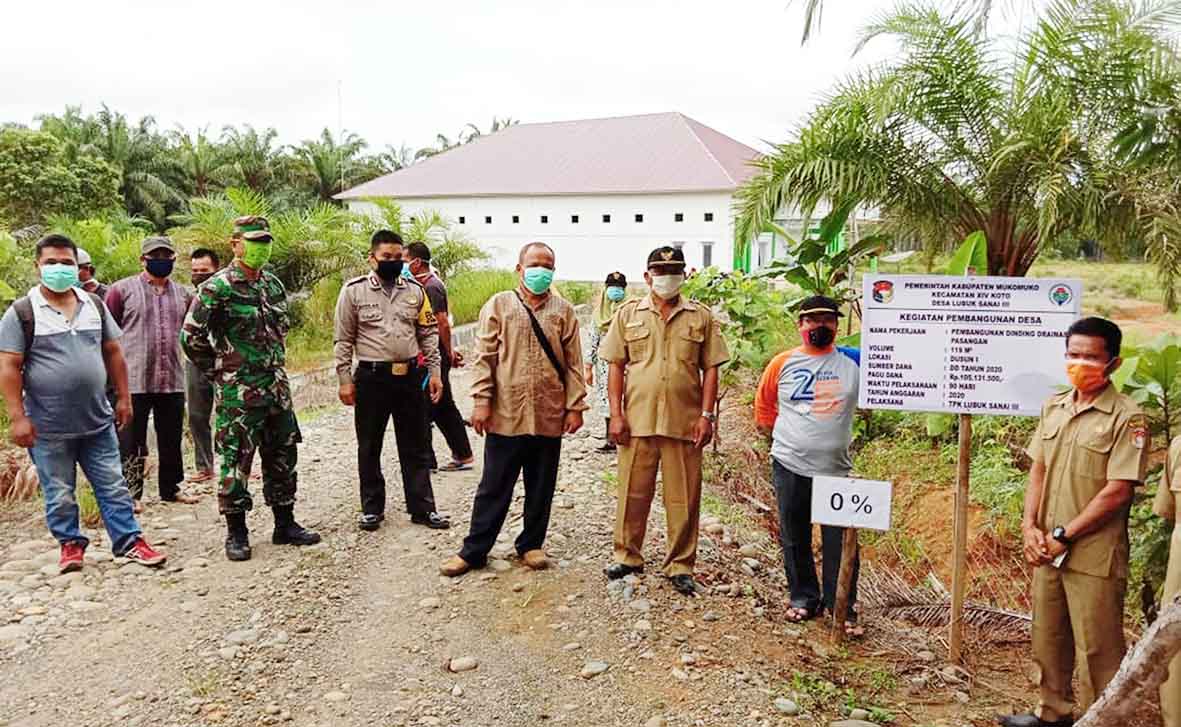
[736,0,1181,285]
[89,106,183,227]
[222,125,280,192]
[291,129,369,203]
[173,127,233,198]
[414,117,518,160]
[36,106,99,163]
[375,143,415,173]
[414,133,457,161]
[795,0,1005,43]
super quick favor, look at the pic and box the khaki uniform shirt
[599,294,729,442]
[470,288,589,438]
[1027,385,1148,579]
[333,272,441,384]
[1156,438,1181,596]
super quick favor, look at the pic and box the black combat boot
[224,512,251,561]
[271,505,322,546]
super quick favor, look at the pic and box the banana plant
[753,200,889,314]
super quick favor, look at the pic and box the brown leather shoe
[439,555,471,577]
[522,550,549,570]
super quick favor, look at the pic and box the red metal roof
[337,112,762,200]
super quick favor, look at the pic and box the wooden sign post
[948,413,972,662]
[812,476,894,644]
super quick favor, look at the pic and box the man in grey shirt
[0,234,166,573]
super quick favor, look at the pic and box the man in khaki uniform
[1001,317,1149,727]
[334,229,448,532]
[1155,437,1181,727]
[601,245,729,596]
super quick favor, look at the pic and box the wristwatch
[1051,526,1072,545]
[701,411,717,423]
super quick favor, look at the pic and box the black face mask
[807,326,836,348]
[191,272,213,286]
[145,259,174,278]
[376,259,403,281]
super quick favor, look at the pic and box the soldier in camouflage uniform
[180,216,321,561]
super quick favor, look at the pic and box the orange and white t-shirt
[754,346,860,477]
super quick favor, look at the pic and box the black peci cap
[646,246,686,268]
[798,295,844,317]
[604,271,627,286]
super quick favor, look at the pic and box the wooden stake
[830,527,859,644]
[949,413,972,662]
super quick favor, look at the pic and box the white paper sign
[811,476,893,531]
[859,274,1082,416]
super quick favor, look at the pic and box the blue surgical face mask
[401,265,414,280]
[606,286,625,302]
[522,266,554,294]
[41,263,79,293]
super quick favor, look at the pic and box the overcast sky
[4,0,905,154]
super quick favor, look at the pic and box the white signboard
[811,476,893,531]
[859,274,1082,416]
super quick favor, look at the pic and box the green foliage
[357,198,486,280]
[285,274,342,371]
[447,269,519,325]
[0,230,25,307]
[1120,333,1181,441]
[0,128,121,226]
[683,267,797,373]
[44,211,154,283]
[947,230,988,276]
[755,203,888,311]
[1129,474,1173,618]
[737,0,1181,283]
[554,280,593,306]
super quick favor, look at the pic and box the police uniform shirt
[599,294,729,442]
[333,272,441,384]
[1027,385,1149,579]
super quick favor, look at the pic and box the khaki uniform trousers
[613,436,702,577]
[1033,565,1127,721]
[1162,525,1181,727]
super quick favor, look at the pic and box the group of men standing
[4,222,1180,724]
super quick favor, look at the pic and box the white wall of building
[348,191,736,282]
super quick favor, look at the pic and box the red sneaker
[124,538,166,567]
[59,542,85,574]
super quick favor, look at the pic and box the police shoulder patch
[345,275,369,286]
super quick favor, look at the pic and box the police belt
[356,359,418,376]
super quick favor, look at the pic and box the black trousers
[355,364,437,517]
[428,358,473,466]
[119,392,185,501]
[771,460,860,615]
[459,433,561,566]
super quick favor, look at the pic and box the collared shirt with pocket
[468,288,589,438]
[1027,384,1148,578]
[599,294,729,442]
[333,272,441,384]
[0,286,122,439]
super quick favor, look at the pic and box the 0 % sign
[811,476,893,532]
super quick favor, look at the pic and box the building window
[702,241,713,267]
[541,215,548,224]
[571,214,580,223]
[458,216,465,224]
[512,215,520,224]
[704,212,714,222]
[674,213,684,222]
[602,214,611,223]
[635,213,644,223]
[485,216,492,224]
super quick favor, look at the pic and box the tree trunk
[1075,597,1181,726]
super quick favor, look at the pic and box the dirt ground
[0,367,1157,727]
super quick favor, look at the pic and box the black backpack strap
[84,291,108,335]
[13,296,33,354]
[513,292,565,383]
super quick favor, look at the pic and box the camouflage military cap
[232,216,272,240]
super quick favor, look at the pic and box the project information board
[859,274,1082,416]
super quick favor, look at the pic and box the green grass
[447,269,518,325]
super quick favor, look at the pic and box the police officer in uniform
[600,246,729,595]
[1000,316,1148,727]
[334,229,449,531]
[1155,436,1181,727]
[181,216,321,561]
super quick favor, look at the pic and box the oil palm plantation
[292,129,369,203]
[173,127,233,198]
[737,0,1181,286]
[222,125,281,192]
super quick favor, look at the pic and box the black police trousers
[354,363,438,517]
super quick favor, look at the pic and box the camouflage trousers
[214,402,302,515]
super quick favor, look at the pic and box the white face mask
[650,273,685,300]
